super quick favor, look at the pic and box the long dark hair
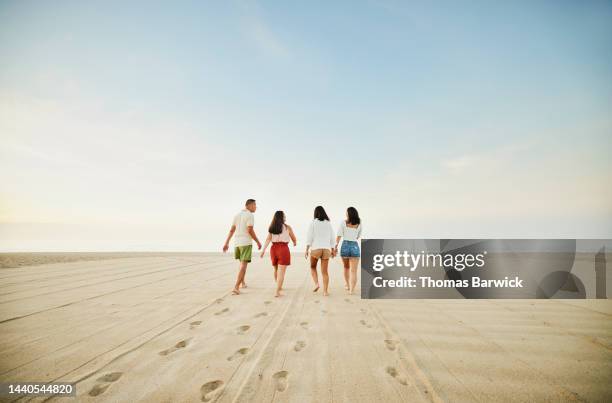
[346,207,360,225]
[313,206,330,221]
[268,211,285,234]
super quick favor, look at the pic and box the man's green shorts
[234,245,252,262]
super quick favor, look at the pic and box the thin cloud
[239,1,289,58]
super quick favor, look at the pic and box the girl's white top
[271,225,291,243]
[307,219,335,249]
[337,221,362,241]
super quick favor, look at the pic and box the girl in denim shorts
[335,207,362,295]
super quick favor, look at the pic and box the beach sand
[0,253,610,402]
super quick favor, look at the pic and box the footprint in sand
[200,380,224,402]
[88,372,123,396]
[190,321,202,329]
[384,339,399,351]
[159,339,191,356]
[215,307,230,316]
[386,366,408,385]
[299,321,309,330]
[264,301,272,305]
[89,383,111,397]
[254,312,268,318]
[360,320,373,329]
[272,370,289,392]
[344,298,353,304]
[237,325,251,335]
[321,309,327,314]
[293,340,306,352]
[227,347,249,361]
[215,298,224,304]
[360,308,367,314]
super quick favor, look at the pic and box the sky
[1,0,611,251]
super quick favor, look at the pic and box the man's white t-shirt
[233,210,254,247]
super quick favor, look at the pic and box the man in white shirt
[223,199,262,295]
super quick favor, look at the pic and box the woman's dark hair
[313,206,330,221]
[346,207,360,225]
[268,211,285,234]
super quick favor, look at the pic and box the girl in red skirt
[260,211,297,297]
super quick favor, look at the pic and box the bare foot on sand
[232,289,240,295]
[313,285,320,292]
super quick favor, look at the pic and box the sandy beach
[0,253,610,402]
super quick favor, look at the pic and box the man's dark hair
[313,206,330,221]
[245,199,256,206]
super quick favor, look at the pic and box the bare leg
[321,259,330,296]
[274,265,278,281]
[342,257,350,290]
[241,259,248,288]
[233,261,248,294]
[310,257,320,291]
[275,265,287,297]
[349,257,359,294]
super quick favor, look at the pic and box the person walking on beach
[335,207,362,295]
[305,206,336,296]
[223,199,262,295]
[260,211,297,297]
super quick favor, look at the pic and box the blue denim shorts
[340,240,360,258]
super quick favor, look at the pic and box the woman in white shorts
[305,206,336,296]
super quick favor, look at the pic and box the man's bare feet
[345,284,349,290]
[313,285,320,292]
[232,289,240,295]
[274,291,282,298]
[241,282,247,288]
[323,291,329,296]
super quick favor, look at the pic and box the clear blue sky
[1,1,611,251]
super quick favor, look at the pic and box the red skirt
[270,242,291,266]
